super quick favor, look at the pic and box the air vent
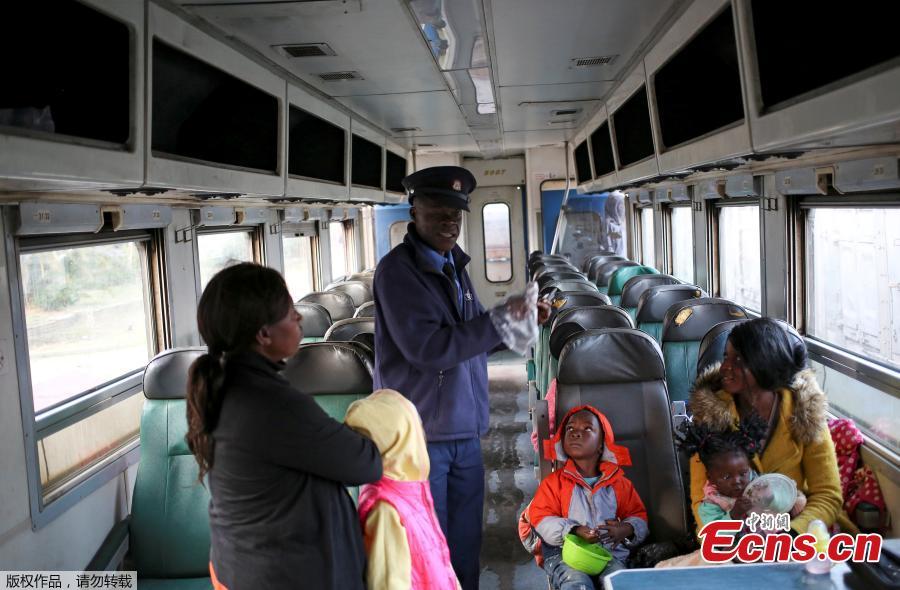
[547,119,575,125]
[391,127,421,133]
[415,143,435,147]
[318,71,363,81]
[551,109,580,117]
[277,43,336,58]
[571,55,618,68]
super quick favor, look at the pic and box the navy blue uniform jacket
[373,225,503,442]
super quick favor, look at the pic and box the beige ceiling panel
[187,0,446,96]
[337,91,470,137]
[502,129,569,150]
[499,83,610,132]
[489,0,677,87]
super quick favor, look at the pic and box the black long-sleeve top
[207,351,382,589]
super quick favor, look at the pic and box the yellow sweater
[688,365,845,534]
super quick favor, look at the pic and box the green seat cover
[607,266,659,306]
[301,336,324,344]
[663,341,700,403]
[637,321,664,343]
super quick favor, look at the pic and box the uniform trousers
[427,438,485,590]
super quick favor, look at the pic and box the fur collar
[689,363,827,446]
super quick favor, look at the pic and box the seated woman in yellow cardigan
[688,317,845,535]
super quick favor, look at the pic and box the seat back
[539,281,598,299]
[606,265,659,305]
[295,302,333,343]
[328,280,373,307]
[325,318,376,352]
[554,329,688,543]
[132,347,211,578]
[587,256,627,283]
[620,274,681,321]
[635,284,706,342]
[661,298,749,403]
[594,260,639,293]
[533,263,578,279]
[549,305,634,359]
[354,301,376,318]
[347,273,374,287]
[300,291,356,321]
[537,271,586,289]
[581,252,616,273]
[283,341,374,421]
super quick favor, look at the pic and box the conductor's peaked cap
[402,166,476,211]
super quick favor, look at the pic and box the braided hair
[677,414,767,469]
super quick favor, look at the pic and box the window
[640,207,655,268]
[20,240,155,413]
[361,208,376,269]
[482,202,512,282]
[806,208,900,370]
[282,233,317,301]
[329,222,348,280]
[717,205,761,311]
[344,220,358,274]
[17,233,159,519]
[197,230,255,291]
[389,221,407,250]
[670,206,694,282]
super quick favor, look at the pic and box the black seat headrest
[620,274,681,308]
[300,291,356,321]
[143,347,207,400]
[545,291,612,323]
[294,302,333,338]
[587,255,626,279]
[354,301,376,318]
[558,328,666,385]
[635,284,707,323]
[328,280,373,307]
[283,341,373,396]
[594,260,639,286]
[347,274,374,287]
[549,306,634,358]
[533,263,577,278]
[696,319,750,373]
[325,317,375,342]
[581,252,616,273]
[537,271,586,288]
[662,298,749,342]
[539,281,596,300]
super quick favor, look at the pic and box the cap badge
[452,179,462,192]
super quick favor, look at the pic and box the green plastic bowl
[562,533,612,575]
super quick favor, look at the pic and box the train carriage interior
[1,0,899,587]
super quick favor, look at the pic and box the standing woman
[688,317,844,534]
[186,263,382,589]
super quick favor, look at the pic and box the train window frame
[638,205,655,268]
[714,199,762,313]
[666,203,695,283]
[343,219,359,275]
[797,197,900,455]
[3,213,167,529]
[482,201,513,284]
[195,226,261,293]
[281,225,320,301]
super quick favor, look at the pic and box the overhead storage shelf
[607,63,659,186]
[147,3,285,197]
[285,84,349,201]
[349,121,385,203]
[384,143,409,204]
[0,0,144,191]
[648,0,752,174]
[737,0,900,152]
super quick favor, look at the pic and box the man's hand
[572,525,600,543]
[537,300,551,325]
[729,496,754,522]
[595,519,634,548]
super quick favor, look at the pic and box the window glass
[282,234,316,301]
[197,231,254,292]
[39,392,143,498]
[343,220,358,274]
[718,205,761,311]
[811,360,899,455]
[361,208,376,269]
[806,208,900,369]
[389,221,407,250]
[329,222,348,280]
[670,206,694,282]
[20,241,155,413]
[640,207,655,268]
[483,202,512,282]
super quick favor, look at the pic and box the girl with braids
[186,263,382,590]
[688,317,845,535]
[678,416,806,528]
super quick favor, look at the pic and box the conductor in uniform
[373,166,549,589]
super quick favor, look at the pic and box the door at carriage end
[467,185,526,309]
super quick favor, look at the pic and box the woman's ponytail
[186,351,226,481]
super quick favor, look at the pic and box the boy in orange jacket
[528,405,648,588]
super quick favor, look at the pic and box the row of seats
[89,339,379,587]
[296,270,376,344]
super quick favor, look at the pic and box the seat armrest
[86,516,131,571]
[533,398,552,480]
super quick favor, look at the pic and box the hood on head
[345,389,429,481]
[544,404,631,466]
